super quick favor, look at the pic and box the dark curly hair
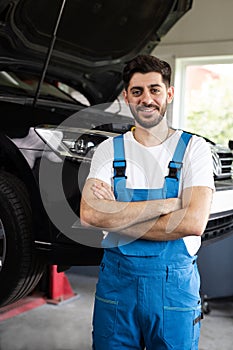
[122,55,172,90]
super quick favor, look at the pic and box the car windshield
[0,70,78,103]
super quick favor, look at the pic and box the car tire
[0,170,45,307]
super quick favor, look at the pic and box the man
[81,55,214,350]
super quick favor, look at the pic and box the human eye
[131,88,142,97]
[151,87,160,94]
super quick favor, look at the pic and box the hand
[91,182,115,201]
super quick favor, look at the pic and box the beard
[129,102,167,129]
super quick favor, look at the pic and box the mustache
[137,103,160,111]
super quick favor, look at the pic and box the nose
[140,89,154,105]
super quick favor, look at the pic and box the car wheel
[0,171,45,307]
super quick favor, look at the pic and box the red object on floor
[0,265,76,320]
[0,293,46,322]
[47,265,76,304]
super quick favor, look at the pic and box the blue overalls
[92,131,202,350]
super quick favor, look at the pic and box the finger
[91,186,110,199]
[91,182,116,201]
[100,183,115,199]
[92,190,104,199]
[92,188,115,201]
[92,184,113,198]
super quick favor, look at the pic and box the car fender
[0,132,50,242]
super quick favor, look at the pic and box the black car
[0,0,233,308]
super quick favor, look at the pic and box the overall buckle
[113,160,127,178]
[166,161,183,179]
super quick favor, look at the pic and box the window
[173,56,233,146]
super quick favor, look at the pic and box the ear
[167,86,174,104]
[123,89,129,105]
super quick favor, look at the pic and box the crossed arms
[80,178,213,241]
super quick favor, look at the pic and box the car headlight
[35,125,111,161]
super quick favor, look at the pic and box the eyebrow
[130,83,162,91]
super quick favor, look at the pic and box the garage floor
[0,266,233,350]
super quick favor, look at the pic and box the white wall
[153,0,233,68]
[153,0,233,123]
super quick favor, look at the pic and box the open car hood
[0,0,193,104]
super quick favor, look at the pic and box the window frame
[172,55,233,130]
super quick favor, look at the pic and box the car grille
[218,152,233,176]
[202,210,233,244]
[211,144,233,179]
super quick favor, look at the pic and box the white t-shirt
[87,129,215,255]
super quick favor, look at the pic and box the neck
[133,120,171,147]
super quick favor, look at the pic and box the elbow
[181,206,209,237]
[190,227,204,237]
[80,218,90,228]
[80,202,102,228]
[80,203,93,227]
[195,222,208,237]
[188,219,208,237]
[80,211,97,228]
[80,212,90,228]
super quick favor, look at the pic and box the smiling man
[124,73,173,130]
[81,55,214,350]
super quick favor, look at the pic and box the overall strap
[164,131,192,198]
[113,134,127,198]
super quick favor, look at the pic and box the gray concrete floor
[0,266,233,350]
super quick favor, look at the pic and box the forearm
[81,195,180,231]
[119,207,205,241]
[81,181,212,240]
[119,187,213,241]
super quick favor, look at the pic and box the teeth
[140,107,154,111]
[141,109,154,112]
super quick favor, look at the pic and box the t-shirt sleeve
[86,137,114,186]
[182,135,215,191]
